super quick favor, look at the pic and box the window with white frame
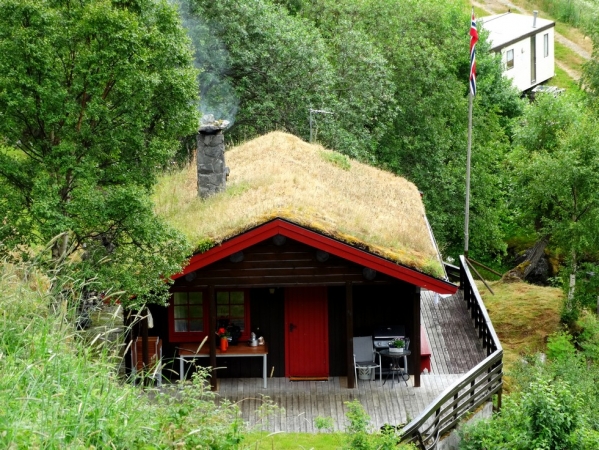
[544,33,549,57]
[506,49,514,69]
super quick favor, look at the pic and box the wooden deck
[208,289,488,432]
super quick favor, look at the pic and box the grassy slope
[477,280,563,385]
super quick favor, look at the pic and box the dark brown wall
[174,238,399,289]
[153,236,419,379]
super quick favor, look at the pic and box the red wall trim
[173,219,457,295]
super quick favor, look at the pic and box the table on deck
[379,349,411,387]
[178,342,269,388]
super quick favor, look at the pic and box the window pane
[189,292,203,304]
[231,305,245,317]
[506,50,514,69]
[174,305,187,319]
[217,292,228,304]
[189,305,203,318]
[173,292,186,305]
[230,318,244,331]
[217,305,229,317]
[174,319,188,332]
[230,291,244,304]
[189,320,203,332]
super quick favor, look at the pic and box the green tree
[511,93,599,313]
[581,14,599,104]
[309,0,520,258]
[0,0,199,305]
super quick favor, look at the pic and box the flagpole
[465,9,478,260]
[464,92,473,259]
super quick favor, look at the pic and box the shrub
[546,331,576,361]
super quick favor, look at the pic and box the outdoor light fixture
[185,272,197,282]
[362,267,377,281]
[229,251,244,263]
[272,234,286,246]
[316,250,329,262]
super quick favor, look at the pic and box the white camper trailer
[480,12,555,92]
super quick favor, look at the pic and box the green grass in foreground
[552,65,581,90]
[245,432,346,449]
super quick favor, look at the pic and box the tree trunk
[503,236,549,282]
[566,251,577,312]
[51,232,70,262]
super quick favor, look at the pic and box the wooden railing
[400,256,503,449]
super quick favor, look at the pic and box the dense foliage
[0,261,245,448]
[0,0,199,305]
[459,320,599,449]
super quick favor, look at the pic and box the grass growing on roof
[154,132,443,277]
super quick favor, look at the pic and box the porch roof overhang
[172,218,458,295]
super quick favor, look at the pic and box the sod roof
[154,131,445,279]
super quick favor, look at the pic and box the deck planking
[172,289,489,433]
[211,374,464,432]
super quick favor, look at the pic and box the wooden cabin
[480,12,555,92]
[146,131,457,389]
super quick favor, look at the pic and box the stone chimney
[197,114,230,199]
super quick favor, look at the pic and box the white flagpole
[464,92,473,259]
[465,9,477,259]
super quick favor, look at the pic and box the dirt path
[473,0,592,81]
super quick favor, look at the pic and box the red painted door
[285,287,329,378]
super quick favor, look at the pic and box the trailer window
[506,49,514,70]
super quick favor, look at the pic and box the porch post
[208,285,217,391]
[413,287,421,388]
[346,281,355,389]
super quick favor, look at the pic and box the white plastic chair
[353,336,382,387]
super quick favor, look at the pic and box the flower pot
[388,347,404,353]
[220,337,228,352]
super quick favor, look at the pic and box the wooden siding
[175,237,400,289]
[174,219,458,295]
[156,238,420,380]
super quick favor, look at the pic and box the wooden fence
[400,256,503,449]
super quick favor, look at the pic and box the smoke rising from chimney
[174,0,239,127]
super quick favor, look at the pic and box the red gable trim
[173,219,457,295]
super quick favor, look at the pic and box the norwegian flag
[469,10,478,96]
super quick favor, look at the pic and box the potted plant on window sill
[388,338,406,353]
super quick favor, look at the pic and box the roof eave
[173,218,458,295]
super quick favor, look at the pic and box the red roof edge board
[172,219,458,295]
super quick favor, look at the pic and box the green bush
[577,310,599,362]
[343,400,415,450]
[522,378,581,449]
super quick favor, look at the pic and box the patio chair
[353,336,382,387]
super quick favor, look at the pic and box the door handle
[289,323,297,332]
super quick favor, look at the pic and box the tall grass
[538,0,599,30]
[0,260,244,448]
